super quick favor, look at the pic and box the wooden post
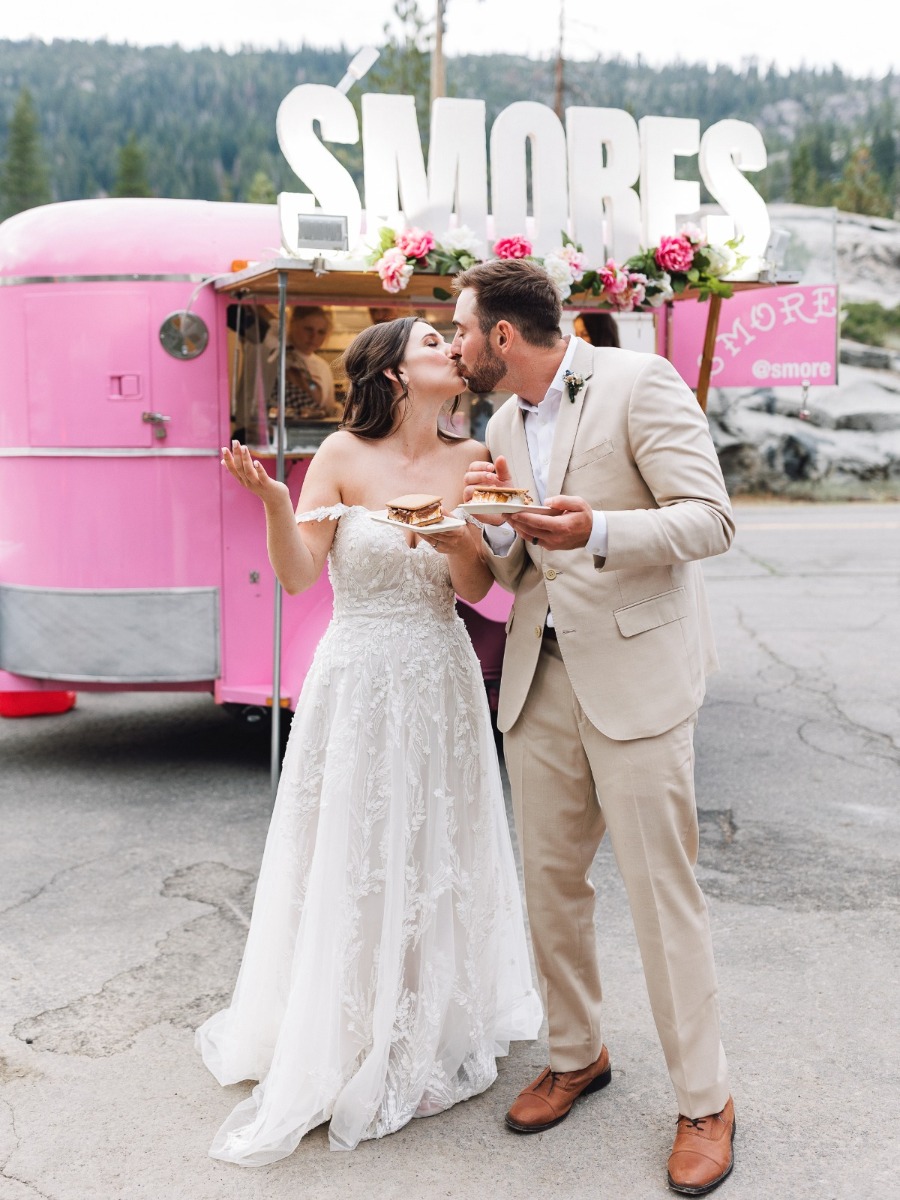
[695,293,722,413]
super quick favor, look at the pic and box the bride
[197,316,541,1165]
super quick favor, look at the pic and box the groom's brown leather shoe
[667,1097,735,1195]
[505,1045,611,1132]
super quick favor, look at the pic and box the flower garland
[368,222,745,310]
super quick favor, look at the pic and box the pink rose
[655,234,695,273]
[679,222,707,247]
[376,247,414,294]
[493,236,533,260]
[558,244,587,281]
[598,259,629,297]
[395,226,435,260]
[623,271,648,310]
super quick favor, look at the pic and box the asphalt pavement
[1,500,898,1200]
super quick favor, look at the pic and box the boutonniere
[563,370,585,403]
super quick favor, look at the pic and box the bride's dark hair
[339,317,461,442]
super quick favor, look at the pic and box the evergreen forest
[0,32,897,221]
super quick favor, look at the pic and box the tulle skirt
[196,611,541,1164]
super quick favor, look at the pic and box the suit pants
[503,636,730,1119]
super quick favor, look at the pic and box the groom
[452,259,736,1196]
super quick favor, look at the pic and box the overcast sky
[3,0,895,78]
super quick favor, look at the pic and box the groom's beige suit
[483,337,734,1119]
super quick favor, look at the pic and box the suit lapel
[545,338,594,499]
[506,401,540,501]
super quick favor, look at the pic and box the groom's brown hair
[454,259,562,348]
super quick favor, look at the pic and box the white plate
[369,510,466,533]
[459,501,555,516]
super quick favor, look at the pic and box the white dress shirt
[485,336,609,563]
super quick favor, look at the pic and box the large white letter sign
[699,119,770,267]
[639,116,700,246]
[362,95,488,240]
[426,98,488,241]
[566,106,641,264]
[490,102,568,256]
[361,93,428,230]
[276,85,362,249]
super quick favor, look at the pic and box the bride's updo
[339,317,459,442]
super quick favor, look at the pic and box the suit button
[544,567,558,580]
[534,625,542,638]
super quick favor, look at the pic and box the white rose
[542,254,573,300]
[706,243,738,277]
[437,225,484,257]
[554,244,587,281]
[644,272,674,308]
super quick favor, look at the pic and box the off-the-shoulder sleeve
[296,503,350,524]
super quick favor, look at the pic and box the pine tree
[0,88,51,219]
[112,133,152,197]
[246,169,277,204]
[836,146,892,218]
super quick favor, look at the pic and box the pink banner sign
[667,284,839,389]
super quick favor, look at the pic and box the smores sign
[275,87,771,269]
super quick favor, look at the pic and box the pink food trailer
[0,197,513,776]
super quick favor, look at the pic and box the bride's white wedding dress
[196,504,541,1164]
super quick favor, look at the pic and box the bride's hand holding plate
[416,514,472,556]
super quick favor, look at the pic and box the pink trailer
[0,198,511,777]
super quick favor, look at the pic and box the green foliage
[246,170,277,204]
[835,146,892,218]
[0,87,51,218]
[112,132,151,197]
[789,125,839,206]
[0,38,896,216]
[841,301,900,348]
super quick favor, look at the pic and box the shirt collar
[517,335,578,413]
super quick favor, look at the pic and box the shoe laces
[679,1115,709,1131]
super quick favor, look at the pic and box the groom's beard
[463,344,508,394]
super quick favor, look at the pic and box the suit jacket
[483,338,735,741]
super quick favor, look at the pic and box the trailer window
[225,303,510,455]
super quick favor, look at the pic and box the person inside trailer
[573,310,620,347]
[227,303,342,446]
[265,305,341,423]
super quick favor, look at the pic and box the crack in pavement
[0,1095,20,1178]
[0,855,113,920]
[697,807,900,912]
[731,543,782,576]
[733,606,900,772]
[12,862,256,1059]
[0,1096,55,1200]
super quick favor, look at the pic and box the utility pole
[553,0,565,118]
[431,0,446,103]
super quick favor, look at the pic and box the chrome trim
[0,447,220,458]
[0,273,207,287]
[0,582,216,597]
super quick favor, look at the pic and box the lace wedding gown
[196,504,541,1164]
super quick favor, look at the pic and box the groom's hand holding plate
[507,494,594,551]
[463,454,522,526]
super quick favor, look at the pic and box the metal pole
[270,270,288,800]
[431,0,446,104]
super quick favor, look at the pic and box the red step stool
[0,691,77,718]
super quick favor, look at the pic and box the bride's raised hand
[221,441,289,506]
